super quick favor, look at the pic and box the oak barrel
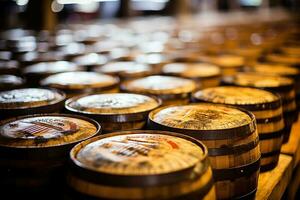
[0,88,66,120]
[121,75,196,105]
[40,71,119,98]
[148,103,260,199]
[162,63,221,89]
[0,114,101,198]
[192,86,284,171]
[222,72,297,143]
[65,93,161,132]
[66,130,216,200]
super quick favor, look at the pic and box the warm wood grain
[256,154,293,200]
[281,115,300,169]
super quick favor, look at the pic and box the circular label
[162,63,221,78]
[0,88,55,104]
[75,133,204,175]
[0,116,98,147]
[68,93,159,114]
[151,104,252,130]
[123,75,196,94]
[41,72,118,89]
[1,117,78,139]
[194,86,279,105]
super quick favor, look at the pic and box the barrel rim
[65,93,162,122]
[0,87,66,110]
[68,130,211,187]
[148,103,257,140]
[192,86,282,111]
[0,113,101,149]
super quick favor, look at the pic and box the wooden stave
[191,90,284,171]
[148,104,260,199]
[0,113,101,194]
[67,130,216,200]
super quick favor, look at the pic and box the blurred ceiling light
[51,0,64,12]
[57,0,117,4]
[240,0,262,6]
[75,1,99,13]
[15,0,29,6]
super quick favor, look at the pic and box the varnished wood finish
[67,130,216,200]
[65,93,161,132]
[148,103,260,199]
[192,86,284,171]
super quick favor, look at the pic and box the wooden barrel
[0,60,19,75]
[279,45,300,56]
[161,63,221,90]
[0,88,66,120]
[222,72,297,143]
[72,53,108,71]
[247,63,300,114]
[22,61,84,86]
[0,113,101,198]
[40,71,119,98]
[148,103,260,199]
[65,93,161,133]
[135,53,171,74]
[264,53,300,66]
[0,75,25,91]
[192,86,284,171]
[93,61,154,80]
[198,54,245,76]
[121,75,196,106]
[66,130,216,200]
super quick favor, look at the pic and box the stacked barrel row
[0,18,299,200]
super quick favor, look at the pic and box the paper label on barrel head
[76,134,204,175]
[195,86,278,105]
[0,88,55,104]
[152,104,252,130]
[68,93,159,114]
[1,116,78,139]
[123,75,196,94]
[233,73,293,88]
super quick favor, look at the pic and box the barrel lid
[162,63,221,78]
[121,75,196,95]
[149,103,255,139]
[23,61,83,75]
[252,63,300,76]
[193,86,280,110]
[0,114,100,148]
[204,54,245,68]
[94,61,153,78]
[0,88,65,109]
[72,53,108,67]
[66,93,160,115]
[265,53,300,65]
[72,132,206,176]
[40,72,119,90]
[0,60,18,70]
[0,75,24,87]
